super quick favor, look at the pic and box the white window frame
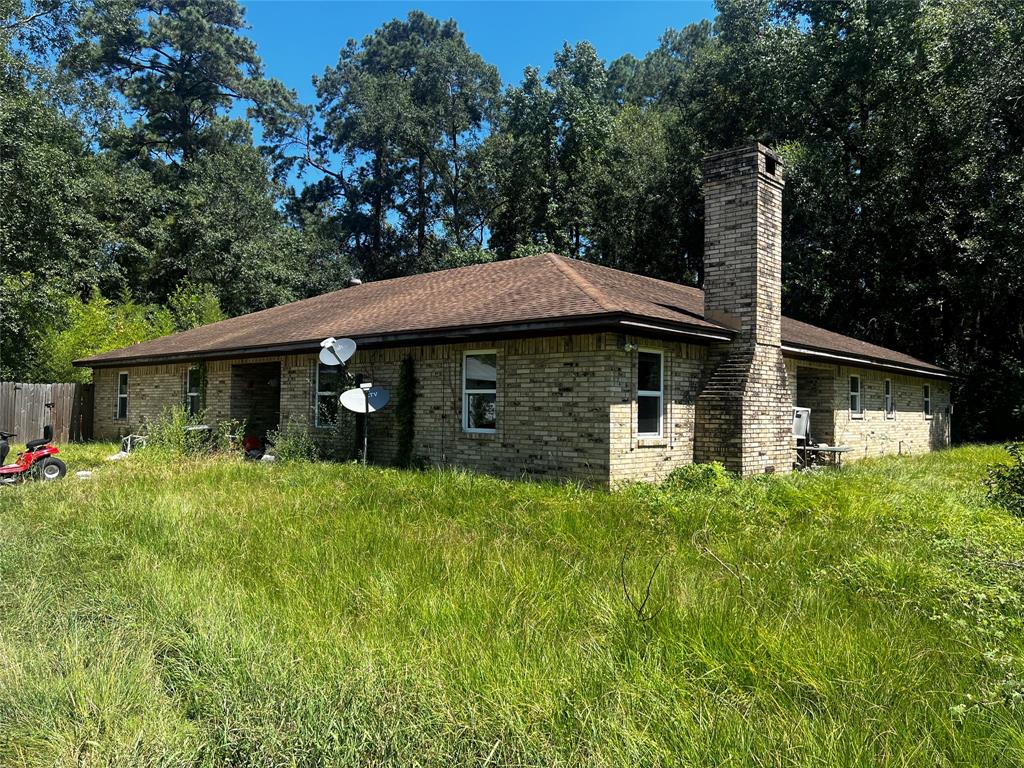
[186,367,202,417]
[462,349,498,434]
[849,374,862,418]
[315,363,340,428]
[115,371,129,421]
[637,348,664,438]
[923,384,932,419]
[884,378,894,419]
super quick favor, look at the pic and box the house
[76,144,952,485]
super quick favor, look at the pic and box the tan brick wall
[351,334,617,483]
[787,361,951,459]
[93,354,318,441]
[608,339,707,486]
[829,366,951,458]
[93,363,188,440]
[91,338,952,484]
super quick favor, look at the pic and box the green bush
[214,418,246,453]
[985,443,1024,517]
[267,418,319,462]
[662,462,733,492]
[144,406,212,455]
[144,406,244,456]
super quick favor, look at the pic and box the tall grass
[0,445,1022,766]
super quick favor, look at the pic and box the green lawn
[1,444,1022,766]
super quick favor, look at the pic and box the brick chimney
[694,143,792,474]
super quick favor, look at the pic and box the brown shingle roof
[76,253,950,377]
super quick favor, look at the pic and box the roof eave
[75,314,734,368]
[781,344,955,379]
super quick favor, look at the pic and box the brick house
[77,144,952,485]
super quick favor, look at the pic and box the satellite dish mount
[321,337,391,465]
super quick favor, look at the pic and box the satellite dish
[318,337,356,366]
[340,386,390,413]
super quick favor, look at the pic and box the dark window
[116,372,129,420]
[186,367,202,417]
[316,363,341,427]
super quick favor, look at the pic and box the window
[924,384,932,418]
[186,367,202,417]
[116,372,129,420]
[849,375,862,416]
[315,363,341,427]
[884,379,894,419]
[637,350,663,437]
[463,351,497,432]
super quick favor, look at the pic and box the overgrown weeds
[0,444,1021,766]
[143,405,244,455]
[267,416,319,461]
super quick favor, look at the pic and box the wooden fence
[0,382,93,443]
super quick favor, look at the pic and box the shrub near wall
[986,443,1024,517]
[144,406,244,455]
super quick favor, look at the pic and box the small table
[797,444,853,469]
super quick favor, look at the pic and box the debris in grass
[75,470,92,479]
[106,451,129,461]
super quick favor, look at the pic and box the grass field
[1,444,1022,766]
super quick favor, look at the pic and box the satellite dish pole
[324,336,391,466]
[362,383,371,466]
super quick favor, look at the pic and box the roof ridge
[544,254,621,313]
[569,256,706,299]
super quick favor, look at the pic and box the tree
[68,0,315,311]
[256,11,499,279]
[34,290,174,384]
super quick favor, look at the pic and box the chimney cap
[702,142,784,187]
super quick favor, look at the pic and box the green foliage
[34,291,174,384]
[167,281,225,332]
[143,406,213,455]
[256,10,500,279]
[0,445,1022,764]
[144,405,244,456]
[662,461,733,492]
[394,355,417,468]
[213,417,245,453]
[985,443,1024,518]
[4,0,1023,445]
[267,418,319,462]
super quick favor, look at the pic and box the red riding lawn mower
[0,425,67,484]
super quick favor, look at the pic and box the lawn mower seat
[26,425,52,451]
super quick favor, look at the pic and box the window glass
[186,367,202,416]
[116,373,129,420]
[638,395,661,435]
[924,385,932,417]
[637,352,661,392]
[849,375,861,414]
[466,392,497,431]
[464,353,497,390]
[637,350,663,436]
[316,363,341,427]
[884,379,894,417]
[464,352,497,432]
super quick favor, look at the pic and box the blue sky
[240,1,718,100]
